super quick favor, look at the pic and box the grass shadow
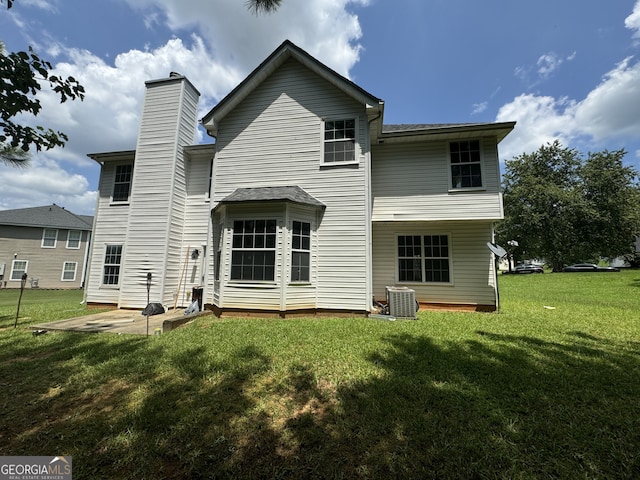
[1,322,639,479]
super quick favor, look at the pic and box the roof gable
[201,40,383,137]
[0,204,93,230]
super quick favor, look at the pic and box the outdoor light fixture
[191,249,200,260]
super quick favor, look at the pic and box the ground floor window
[398,234,450,283]
[231,220,277,281]
[10,260,28,281]
[103,245,123,285]
[62,261,78,281]
[291,221,311,282]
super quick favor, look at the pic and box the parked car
[513,264,544,274]
[562,263,620,272]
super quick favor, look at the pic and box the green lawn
[1,272,639,479]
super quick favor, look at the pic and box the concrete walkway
[31,308,204,335]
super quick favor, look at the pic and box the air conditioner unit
[386,286,417,319]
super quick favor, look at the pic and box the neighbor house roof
[214,186,325,212]
[0,204,93,230]
[201,40,384,137]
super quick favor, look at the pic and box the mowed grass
[0,272,639,479]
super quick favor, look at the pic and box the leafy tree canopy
[246,0,282,15]
[1,2,85,165]
[496,141,640,271]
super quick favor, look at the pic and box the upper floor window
[231,220,277,282]
[324,119,356,163]
[398,234,451,283]
[10,260,28,281]
[103,244,123,285]
[42,228,58,248]
[291,221,311,282]
[450,140,482,189]
[113,164,133,202]
[67,230,82,249]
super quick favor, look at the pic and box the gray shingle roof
[217,186,325,209]
[0,204,93,230]
[382,123,485,133]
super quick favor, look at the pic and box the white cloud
[497,57,640,160]
[625,0,640,39]
[537,52,563,78]
[471,102,488,115]
[0,156,96,214]
[123,0,369,78]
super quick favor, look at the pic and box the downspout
[366,104,384,311]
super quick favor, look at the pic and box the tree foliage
[1,2,85,165]
[246,0,282,15]
[497,141,640,271]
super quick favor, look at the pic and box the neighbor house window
[66,230,82,249]
[450,140,482,189]
[10,260,28,281]
[324,119,356,163]
[62,261,77,281]
[230,220,276,281]
[103,245,123,285]
[42,228,58,248]
[113,164,133,202]
[291,221,311,282]
[398,235,451,283]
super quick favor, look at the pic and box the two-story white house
[84,40,514,315]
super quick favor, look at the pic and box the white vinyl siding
[10,260,28,281]
[42,228,58,248]
[62,261,77,281]
[85,155,132,304]
[373,221,497,308]
[67,230,82,249]
[117,77,199,308]
[183,146,215,305]
[371,138,503,221]
[212,58,370,312]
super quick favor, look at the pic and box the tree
[496,141,640,271]
[246,0,282,15]
[1,5,85,165]
[579,148,640,260]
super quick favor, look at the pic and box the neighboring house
[0,204,93,289]
[85,40,515,314]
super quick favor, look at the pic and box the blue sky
[1,0,640,215]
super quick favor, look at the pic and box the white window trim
[61,261,78,282]
[10,259,28,281]
[102,244,123,287]
[447,139,486,192]
[66,230,82,249]
[320,117,360,166]
[41,228,58,248]
[289,219,312,285]
[229,219,278,284]
[396,234,454,285]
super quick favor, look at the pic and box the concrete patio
[30,308,208,335]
